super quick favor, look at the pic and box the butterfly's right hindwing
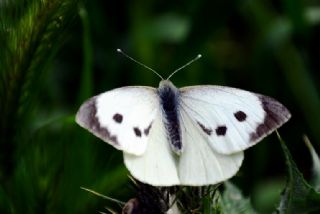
[178,109,244,185]
[76,86,158,156]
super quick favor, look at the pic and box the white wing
[180,86,291,155]
[124,112,180,186]
[124,109,244,186]
[178,109,244,185]
[77,83,290,186]
[76,86,158,156]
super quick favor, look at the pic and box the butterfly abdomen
[158,80,182,154]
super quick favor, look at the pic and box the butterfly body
[76,79,291,186]
[158,80,182,154]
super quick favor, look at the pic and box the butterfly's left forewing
[179,86,291,155]
[76,86,158,156]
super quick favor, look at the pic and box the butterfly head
[158,80,177,91]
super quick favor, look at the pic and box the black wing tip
[75,97,119,145]
[250,95,291,142]
[75,97,97,129]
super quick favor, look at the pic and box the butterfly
[76,50,291,186]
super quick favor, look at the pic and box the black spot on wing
[250,95,291,142]
[144,123,152,136]
[197,121,212,135]
[133,127,142,137]
[76,97,118,144]
[234,111,247,122]
[216,126,227,136]
[113,113,123,123]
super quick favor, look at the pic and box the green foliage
[304,136,320,191]
[277,133,320,214]
[0,0,129,213]
[252,179,285,213]
[0,0,79,177]
[220,182,256,214]
[77,4,93,103]
[174,185,221,213]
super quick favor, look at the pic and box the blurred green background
[1,0,320,213]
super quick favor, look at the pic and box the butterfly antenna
[117,49,164,80]
[167,54,202,80]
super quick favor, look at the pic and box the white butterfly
[76,50,291,186]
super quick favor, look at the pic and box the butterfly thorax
[157,80,182,155]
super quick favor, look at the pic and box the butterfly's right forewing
[179,86,291,155]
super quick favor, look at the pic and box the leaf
[303,135,320,191]
[80,187,125,206]
[0,0,80,180]
[174,185,221,213]
[252,179,285,213]
[220,182,256,214]
[277,132,320,214]
[77,4,93,104]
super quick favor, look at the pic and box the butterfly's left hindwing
[76,86,158,156]
[124,112,180,186]
[180,86,291,155]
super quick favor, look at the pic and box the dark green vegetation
[0,0,320,213]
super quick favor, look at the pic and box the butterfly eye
[234,111,247,122]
